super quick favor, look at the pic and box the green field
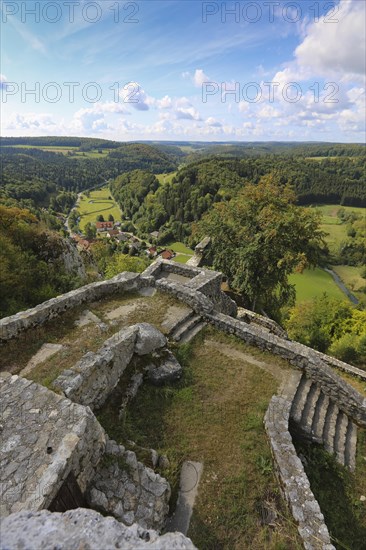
[309,204,366,254]
[289,268,346,303]
[173,254,190,264]
[167,241,194,255]
[332,265,365,293]
[156,172,177,185]
[4,144,109,159]
[77,187,122,231]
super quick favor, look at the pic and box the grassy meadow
[156,172,177,185]
[291,205,365,303]
[289,268,346,303]
[4,144,109,159]
[77,187,122,231]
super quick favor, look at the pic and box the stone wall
[53,323,167,410]
[88,438,171,531]
[0,260,237,343]
[265,396,335,550]
[0,373,106,516]
[205,312,366,427]
[0,272,142,342]
[0,509,197,550]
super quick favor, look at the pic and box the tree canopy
[195,176,326,315]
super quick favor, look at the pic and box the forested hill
[110,153,366,242]
[0,205,85,318]
[0,142,177,211]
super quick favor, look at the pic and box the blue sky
[1,0,365,141]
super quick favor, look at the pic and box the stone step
[180,321,207,344]
[300,383,322,434]
[344,420,358,472]
[323,401,339,454]
[334,411,349,466]
[167,310,195,337]
[279,371,302,402]
[172,315,202,342]
[290,375,313,424]
[311,392,330,442]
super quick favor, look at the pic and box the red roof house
[96,221,114,231]
[161,249,174,260]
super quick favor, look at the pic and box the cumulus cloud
[119,82,152,111]
[175,106,201,121]
[193,69,210,87]
[182,69,211,87]
[71,102,129,132]
[295,0,366,76]
[206,117,222,127]
[155,95,172,109]
[6,113,56,130]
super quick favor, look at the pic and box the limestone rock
[0,509,197,550]
[145,351,182,385]
[135,324,167,356]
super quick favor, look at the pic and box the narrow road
[64,181,108,236]
[324,267,359,304]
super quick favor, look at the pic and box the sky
[1,0,365,142]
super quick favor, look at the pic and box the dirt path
[207,339,286,384]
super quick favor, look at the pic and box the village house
[106,230,120,238]
[147,246,158,258]
[160,249,175,260]
[96,221,114,233]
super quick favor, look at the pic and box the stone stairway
[289,373,358,471]
[170,313,206,344]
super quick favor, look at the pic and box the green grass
[173,254,190,264]
[309,205,366,255]
[96,327,302,549]
[166,241,194,255]
[289,268,346,303]
[4,144,109,158]
[292,434,366,550]
[156,172,177,186]
[77,187,122,231]
[332,265,365,292]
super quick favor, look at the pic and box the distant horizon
[1,135,365,146]
[1,0,365,143]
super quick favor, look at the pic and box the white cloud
[175,107,201,121]
[258,105,281,118]
[193,69,210,87]
[206,117,222,127]
[6,113,56,130]
[119,82,152,111]
[155,95,172,109]
[71,101,129,132]
[295,0,366,77]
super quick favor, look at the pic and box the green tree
[108,214,115,222]
[286,295,366,364]
[195,176,326,315]
[97,214,105,222]
[84,222,96,240]
[104,254,149,278]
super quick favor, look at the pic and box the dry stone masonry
[1,259,366,550]
[88,438,171,530]
[0,509,197,550]
[0,372,105,517]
